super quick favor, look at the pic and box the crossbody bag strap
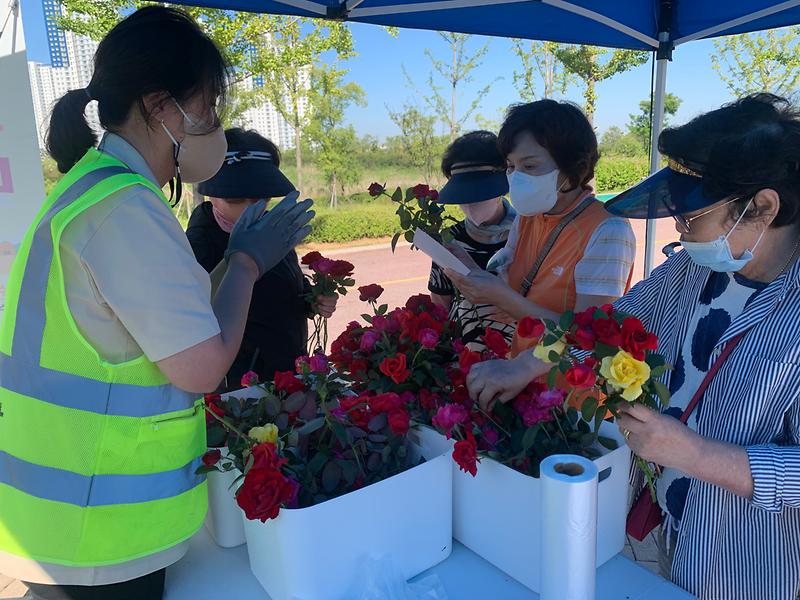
[519,196,595,297]
[679,331,747,424]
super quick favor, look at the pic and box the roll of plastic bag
[539,454,599,600]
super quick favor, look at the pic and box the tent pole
[644,30,670,278]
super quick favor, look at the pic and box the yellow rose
[600,350,651,401]
[533,338,567,363]
[248,424,279,444]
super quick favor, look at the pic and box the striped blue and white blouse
[615,249,800,600]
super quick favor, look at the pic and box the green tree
[711,27,800,97]
[58,2,355,192]
[553,46,649,123]
[407,33,496,141]
[511,40,572,100]
[626,93,682,153]
[306,64,366,208]
[599,126,644,158]
[387,106,448,183]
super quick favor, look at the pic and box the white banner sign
[0,2,47,324]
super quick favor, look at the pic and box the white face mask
[160,100,227,184]
[680,200,765,272]
[506,169,561,216]
[462,198,501,227]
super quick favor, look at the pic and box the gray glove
[224,191,314,278]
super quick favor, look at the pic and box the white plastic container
[418,421,630,593]
[243,432,453,600]
[204,449,246,548]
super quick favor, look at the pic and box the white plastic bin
[417,421,630,593]
[243,433,453,600]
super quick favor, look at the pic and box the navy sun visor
[437,167,509,205]
[198,150,295,199]
[605,161,715,219]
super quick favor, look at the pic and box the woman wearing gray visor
[467,93,800,600]
[428,131,516,350]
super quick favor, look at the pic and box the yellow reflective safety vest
[0,148,207,566]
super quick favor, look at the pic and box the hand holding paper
[412,229,470,276]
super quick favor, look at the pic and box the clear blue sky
[20,1,735,140]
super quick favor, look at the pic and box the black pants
[24,569,165,600]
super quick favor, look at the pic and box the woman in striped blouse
[467,94,800,600]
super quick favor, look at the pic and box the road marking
[378,275,428,286]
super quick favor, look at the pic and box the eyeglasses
[671,197,741,234]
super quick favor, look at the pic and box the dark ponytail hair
[47,6,229,173]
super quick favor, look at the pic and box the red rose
[458,348,482,374]
[388,409,410,435]
[481,327,510,358]
[428,189,439,201]
[517,316,545,339]
[573,326,597,351]
[405,294,434,314]
[418,328,440,349]
[601,304,615,316]
[301,251,323,268]
[240,370,259,388]
[349,358,369,378]
[204,394,225,424]
[314,258,336,275]
[591,317,622,347]
[250,442,286,471]
[411,183,430,199]
[621,317,658,360]
[236,464,295,522]
[574,307,596,328]
[371,392,403,413]
[328,259,354,278]
[452,431,478,477]
[359,283,384,303]
[202,449,222,467]
[419,389,441,411]
[565,364,597,389]
[379,354,411,384]
[416,311,444,334]
[273,371,305,395]
[368,182,385,197]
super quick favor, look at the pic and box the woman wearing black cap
[428,131,517,349]
[467,94,800,600]
[187,128,336,389]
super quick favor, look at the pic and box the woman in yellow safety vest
[0,6,313,600]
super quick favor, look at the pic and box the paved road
[317,218,678,343]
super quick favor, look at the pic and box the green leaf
[321,461,342,493]
[548,350,561,363]
[522,425,540,452]
[391,232,402,253]
[581,397,598,422]
[543,334,559,346]
[275,412,290,430]
[593,342,619,360]
[391,186,403,203]
[567,406,580,425]
[598,436,619,451]
[263,396,281,418]
[284,391,307,413]
[404,230,415,243]
[361,313,374,324]
[368,412,388,432]
[559,310,575,331]
[297,416,325,436]
[652,379,671,407]
[547,367,558,389]
[195,464,219,475]
[308,451,328,474]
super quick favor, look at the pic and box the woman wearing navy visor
[466,93,800,600]
[427,131,516,350]
[187,128,337,389]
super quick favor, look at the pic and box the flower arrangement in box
[200,357,420,522]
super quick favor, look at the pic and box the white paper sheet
[413,229,470,276]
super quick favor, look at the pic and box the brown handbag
[625,331,747,541]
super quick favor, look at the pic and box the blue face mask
[680,200,765,272]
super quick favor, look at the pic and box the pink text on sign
[0,158,12,194]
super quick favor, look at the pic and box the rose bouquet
[367,182,459,251]
[330,290,475,430]
[420,306,670,499]
[200,358,419,522]
[300,251,355,354]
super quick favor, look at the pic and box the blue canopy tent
[169,0,800,275]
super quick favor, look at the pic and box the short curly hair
[659,93,800,227]
[498,99,598,190]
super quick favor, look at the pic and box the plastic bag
[349,555,449,600]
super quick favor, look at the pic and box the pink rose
[432,403,469,437]
[309,353,328,373]
[418,328,439,349]
[359,330,380,352]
